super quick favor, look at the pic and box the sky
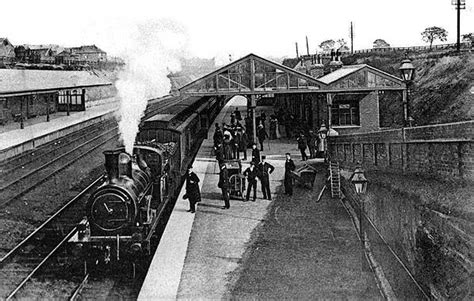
[1,0,473,63]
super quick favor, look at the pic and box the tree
[319,39,335,52]
[373,39,391,48]
[336,39,347,49]
[421,26,448,49]
[462,33,473,44]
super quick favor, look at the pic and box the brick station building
[275,61,406,135]
[0,69,112,125]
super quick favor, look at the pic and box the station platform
[0,99,118,161]
[139,96,381,300]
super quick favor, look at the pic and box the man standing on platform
[284,153,295,196]
[239,129,248,160]
[184,166,200,213]
[218,164,230,209]
[308,130,316,159]
[257,121,268,151]
[297,133,308,161]
[244,161,258,202]
[257,155,275,200]
[251,143,260,164]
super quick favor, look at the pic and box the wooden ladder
[329,161,341,198]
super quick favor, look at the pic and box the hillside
[343,51,474,126]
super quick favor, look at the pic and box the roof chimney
[329,49,343,72]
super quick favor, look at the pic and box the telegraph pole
[350,22,354,54]
[452,0,466,52]
[306,36,310,56]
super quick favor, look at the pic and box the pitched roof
[0,69,111,95]
[318,65,366,84]
[71,45,106,54]
[179,53,326,95]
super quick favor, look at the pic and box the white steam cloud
[115,20,187,154]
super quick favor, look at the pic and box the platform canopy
[319,64,405,92]
[178,53,326,96]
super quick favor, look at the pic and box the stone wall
[340,176,472,299]
[329,121,474,180]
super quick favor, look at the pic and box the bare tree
[421,26,448,49]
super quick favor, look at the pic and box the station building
[176,53,407,139]
[0,69,112,125]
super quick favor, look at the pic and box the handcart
[291,164,317,189]
[223,159,246,199]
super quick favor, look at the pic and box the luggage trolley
[223,159,246,200]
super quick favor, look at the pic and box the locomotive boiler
[69,142,176,264]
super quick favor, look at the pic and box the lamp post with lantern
[399,56,415,127]
[317,124,328,160]
[350,164,368,251]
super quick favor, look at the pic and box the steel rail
[0,175,104,264]
[0,127,116,192]
[0,131,118,207]
[69,273,89,301]
[362,209,431,300]
[0,120,114,175]
[5,227,78,301]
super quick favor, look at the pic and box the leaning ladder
[329,161,341,198]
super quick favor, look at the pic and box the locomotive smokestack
[104,150,121,181]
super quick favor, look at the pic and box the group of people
[296,130,325,161]
[184,107,300,213]
[213,108,249,163]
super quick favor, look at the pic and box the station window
[331,100,360,126]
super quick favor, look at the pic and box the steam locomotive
[69,94,227,264]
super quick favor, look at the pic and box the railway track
[0,96,199,299]
[0,127,118,207]
[0,119,116,178]
[0,176,104,300]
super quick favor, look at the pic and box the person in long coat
[297,134,308,161]
[218,164,230,209]
[184,166,200,213]
[284,153,296,196]
[308,130,316,159]
[239,129,248,160]
[251,143,260,164]
[257,122,268,151]
[213,123,223,148]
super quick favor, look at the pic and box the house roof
[317,64,405,90]
[0,69,111,96]
[318,65,366,84]
[71,45,106,54]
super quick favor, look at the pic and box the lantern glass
[351,168,368,194]
[399,59,415,82]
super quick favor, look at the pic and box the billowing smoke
[115,20,187,154]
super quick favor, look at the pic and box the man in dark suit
[284,153,296,196]
[239,129,248,160]
[244,161,258,202]
[218,164,230,209]
[184,166,200,213]
[251,143,260,164]
[257,155,275,200]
